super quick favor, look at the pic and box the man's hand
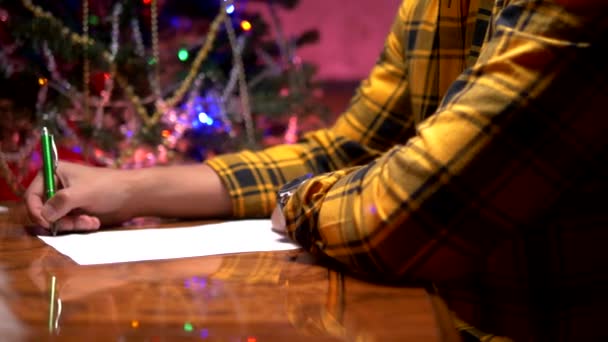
[25,161,135,232]
[25,161,233,234]
[270,205,287,235]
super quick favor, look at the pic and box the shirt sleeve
[283,1,606,281]
[205,1,415,218]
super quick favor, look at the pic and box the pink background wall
[248,0,401,81]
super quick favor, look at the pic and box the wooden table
[0,204,460,341]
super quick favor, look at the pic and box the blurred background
[254,0,399,80]
[0,0,398,201]
[258,0,399,117]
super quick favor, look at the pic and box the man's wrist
[121,168,154,218]
[276,173,313,211]
[122,164,233,219]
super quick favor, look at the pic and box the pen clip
[50,134,58,171]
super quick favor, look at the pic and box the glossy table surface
[0,204,459,341]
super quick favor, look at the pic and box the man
[25,0,608,340]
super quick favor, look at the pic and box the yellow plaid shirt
[207,0,608,340]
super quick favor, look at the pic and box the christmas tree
[0,0,329,200]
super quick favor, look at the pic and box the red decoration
[0,144,89,202]
[89,70,109,96]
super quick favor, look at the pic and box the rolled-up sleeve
[205,1,414,217]
[283,1,606,281]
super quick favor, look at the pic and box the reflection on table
[0,204,459,341]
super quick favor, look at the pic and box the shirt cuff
[283,169,352,253]
[205,151,277,218]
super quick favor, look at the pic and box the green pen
[41,126,58,235]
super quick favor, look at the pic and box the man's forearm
[124,164,233,219]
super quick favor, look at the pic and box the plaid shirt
[207,0,608,340]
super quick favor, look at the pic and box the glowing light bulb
[38,77,48,86]
[178,48,189,62]
[89,15,99,26]
[0,9,8,22]
[183,322,194,332]
[240,20,252,31]
[198,112,214,126]
[226,4,235,14]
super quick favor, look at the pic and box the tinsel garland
[19,0,228,128]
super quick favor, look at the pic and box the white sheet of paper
[38,219,298,265]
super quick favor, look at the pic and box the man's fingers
[55,214,101,232]
[41,188,85,223]
[25,195,50,228]
[24,174,50,228]
[270,206,287,234]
